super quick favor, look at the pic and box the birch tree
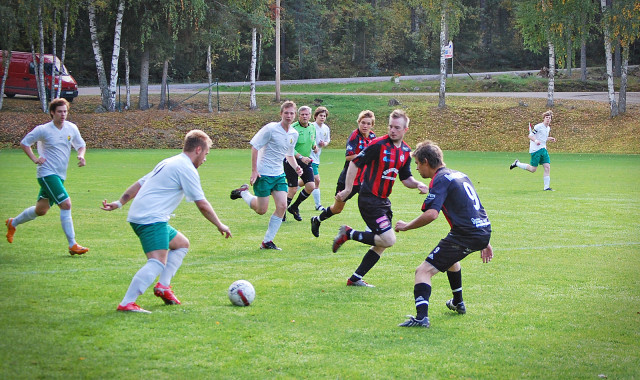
[600,0,618,117]
[0,0,19,110]
[249,27,258,110]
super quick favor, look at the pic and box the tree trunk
[600,0,618,117]
[614,40,621,78]
[88,1,110,110]
[618,47,628,114]
[256,33,262,82]
[138,48,150,110]
[566,35,572,76]
[546,40,555,108]
[51,8,57,99]
[37,2,47,112]
[275,0,281,102]
[57,2,70,99]
[158,59,169,110]
[0,51,10,110]
[580,37,587,82]
[207,44,213,113]
[250,28,258,110]
[125,49,130,110]
[438,3,447,109]
[107,0,125,112]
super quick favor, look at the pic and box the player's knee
[379,233,396,248]
[529,166,537,173]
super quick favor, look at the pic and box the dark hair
[183,129,212,152]
[412,140,445,168]
[49,98,70,116]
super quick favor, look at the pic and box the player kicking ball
[395,140,493,328]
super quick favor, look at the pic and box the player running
[310,110,375,238]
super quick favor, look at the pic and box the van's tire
[4,93,15,98]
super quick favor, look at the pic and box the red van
[1,51,78,102]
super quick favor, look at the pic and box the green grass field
[1,148,639,379]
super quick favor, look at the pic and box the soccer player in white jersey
[230,101,303,250]
[510,110,557,191]
[309,106,331,211]
[5,98,89,255]
[101,130,232,314]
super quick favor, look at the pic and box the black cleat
[398,315,430,328]
[230,184,249,200]
[446,299,466,314]
[310,216,321,237]
[260,241,282,250]
[287,206,302,221]
[509,159,519,170]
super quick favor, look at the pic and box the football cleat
[6,218,16,243]
[315,205,325,211]
[260,241,282,250]
[509,159,519,170]
[347,278,375,287]
[310,216,321,238]
[117,302,151,314]
[543,187,555,191]
[154,283,181,305]
[69,243,89,255]
[287,206,302,221]
[230,184,249,200]
[332,225,352,253]
[398,315,430,328]
[445,299,466,314]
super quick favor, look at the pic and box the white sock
[312,188,321,208]
[121,258,165,306]
[263,214,283,243]
[13,206,37,226]
[516,162,528,170]
[159,248,188,286]
[60,209,76,247]
[544,176,551,189]
[241,190,256,207]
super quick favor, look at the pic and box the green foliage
[0,149,639,378]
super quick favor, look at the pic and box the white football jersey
[127,153,205,224]
[529,123,551,153]
[21,120,86,180]
[250,122,298,176]
[310,121,331,165]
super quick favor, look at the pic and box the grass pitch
[0,148,638,379]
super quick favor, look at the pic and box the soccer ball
[228,280,255,306]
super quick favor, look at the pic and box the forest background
[2,0,638,87]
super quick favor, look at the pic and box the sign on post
[444,41,453,59]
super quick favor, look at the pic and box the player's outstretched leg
[332,225,352,253]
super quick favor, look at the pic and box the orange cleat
[69,243,89,255]
[6,218,16,243]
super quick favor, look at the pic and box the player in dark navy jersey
[310,110,376,238]
[395,140,493,327]
[332,110,428,287]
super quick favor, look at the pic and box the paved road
[78,70,640,104]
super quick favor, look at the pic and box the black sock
[319,206,334,221]
[350,229,376,246]
[349,249,380,281]
[447,269,463,305]
[414,283,432,320]
[286,197,292,208]
[291,189,309,209]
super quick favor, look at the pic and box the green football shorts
[529,148,551,167]
[37,175,69,206]
[130,222,178,253]
[253,174,287,197]
[312,163,320,176]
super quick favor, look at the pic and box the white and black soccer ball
[228,280,255,306]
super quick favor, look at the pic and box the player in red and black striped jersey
[332,110,428,288]
[310,110,376,238]
[395,140,493,328]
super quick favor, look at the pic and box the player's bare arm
[395,209,439,232]
[250,147,260,185]
[101,181,142,211]
[286,155,303,176]
[195,199,232,238]
[336,161,357,201]
[21,143,45,165]
[401,177,429,194]
[77,147,86,167]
